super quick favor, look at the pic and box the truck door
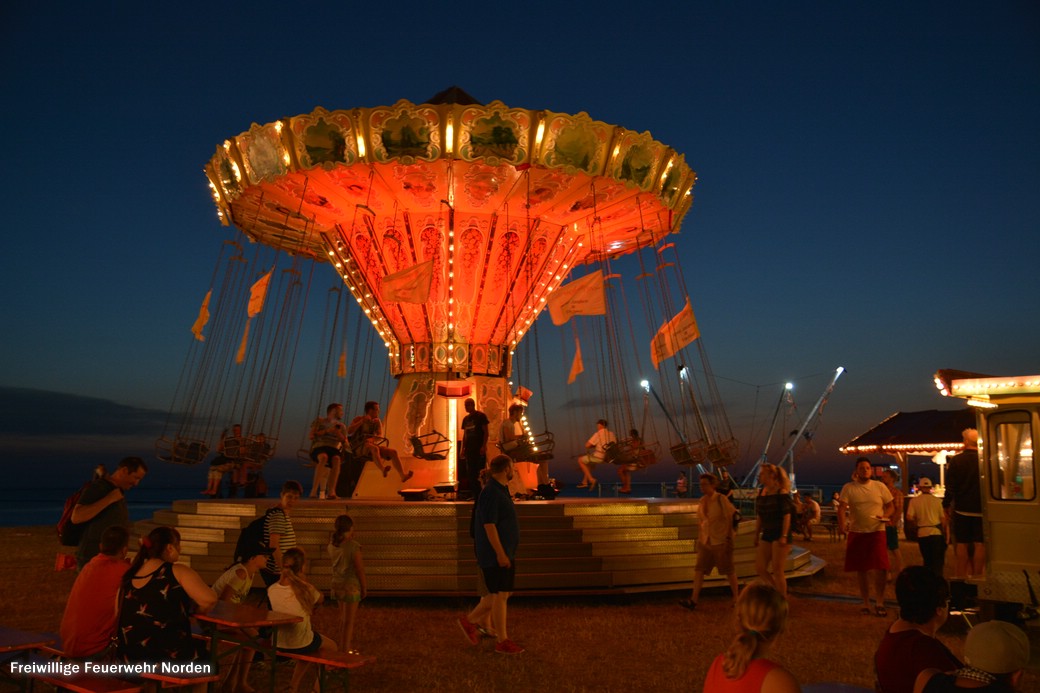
[981,406,1040,574]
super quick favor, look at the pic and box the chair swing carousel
[556,232,738,496]
[156,235,316,497]
[193,89,699,498]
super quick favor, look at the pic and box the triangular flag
[547,271,606,325]
[337,350,347,378]
[191,290,211,342]
[236,319,250,364]
[568,337,584,384]
[650,299,700,369]
[247,271,272,318]
[382,260,434,303]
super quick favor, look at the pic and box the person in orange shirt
[59,525,130,658]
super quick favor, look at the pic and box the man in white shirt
[577,419,616,491]
[839,457,893,616]
[906,477,947,577]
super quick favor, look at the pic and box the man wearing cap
[913,620,1030,692]
[906,477,948,577]
[577,419,616,491]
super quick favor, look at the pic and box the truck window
[988,410,1034,501]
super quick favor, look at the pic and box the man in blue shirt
[457,454,524,654]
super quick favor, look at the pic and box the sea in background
[2,453,850,528]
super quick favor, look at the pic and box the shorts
[310,446,341,464]
[582,454,605,466]
[885,525,900,551]
[760,526,791,543]
[480,561,516,593]
[208,463,234,482]
[952,513,984,543]
[695,539,734,574]
[280,632,325,654]
[330,577,361,603]
[844,531,889,572]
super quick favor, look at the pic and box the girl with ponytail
[267,547,338,693]
[702,582,800,692]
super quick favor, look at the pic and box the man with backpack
[680,473,739,610]
[70,457,147,569]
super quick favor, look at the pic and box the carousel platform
[136,496,824,597]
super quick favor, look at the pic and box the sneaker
[457,616,479,646]
[494,639,524,655]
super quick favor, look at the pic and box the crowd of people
[60,474,368,692]
[56,424,1031,692]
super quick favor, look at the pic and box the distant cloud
[0,387,169,435]
[0,388,169,455]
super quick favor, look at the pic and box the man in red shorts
[839,457,894,616]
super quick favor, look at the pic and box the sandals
[859,606,872,616]
[576,483,589,489]
[874,605,888,617]
[402,470,414,483]
[382,465,391,478]
[679,598,697,611]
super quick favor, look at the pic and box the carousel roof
[839,409,976,456]
[203,92,697,376]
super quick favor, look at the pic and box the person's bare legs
[577,458,595,486]
[310,453,329,498]
[770,542,791,597]
[289,661,314,693]
[618,467,631,492]
[690,569,704,603]
[326,455,342,499]
[754,541,773,587]
[491,592,510,643]
[953,542,971,579]
[466,595,493,628]
[727,571,739,602]
[857,570,871,609]
[339,600,359,652]
[536,461,550,486]
[872,568,887,611]
[971,542,986,577]
[888,544,903,582]
[380,446,411,482]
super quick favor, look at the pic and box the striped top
[263,508,295,574]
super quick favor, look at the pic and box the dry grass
[5,527,1037,692]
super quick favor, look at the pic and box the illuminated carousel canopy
[204,92,696,378]
[839,409,977,457]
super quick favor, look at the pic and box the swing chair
[157,214,317,499]
[637,238,739,472]
[295,280,399,498]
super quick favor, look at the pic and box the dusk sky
[2,1,1038,491]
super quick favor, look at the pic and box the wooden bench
[276,647,375,693]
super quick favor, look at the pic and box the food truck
[934,370,1039,614]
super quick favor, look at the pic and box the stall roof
[839,409,977,456]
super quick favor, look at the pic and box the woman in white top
[212,543,270,693]
[267,548,338,693]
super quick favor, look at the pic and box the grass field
[4,526,1036,692]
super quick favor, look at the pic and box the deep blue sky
[2,1,1038,489]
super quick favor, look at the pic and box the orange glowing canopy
[205,91,696,377]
